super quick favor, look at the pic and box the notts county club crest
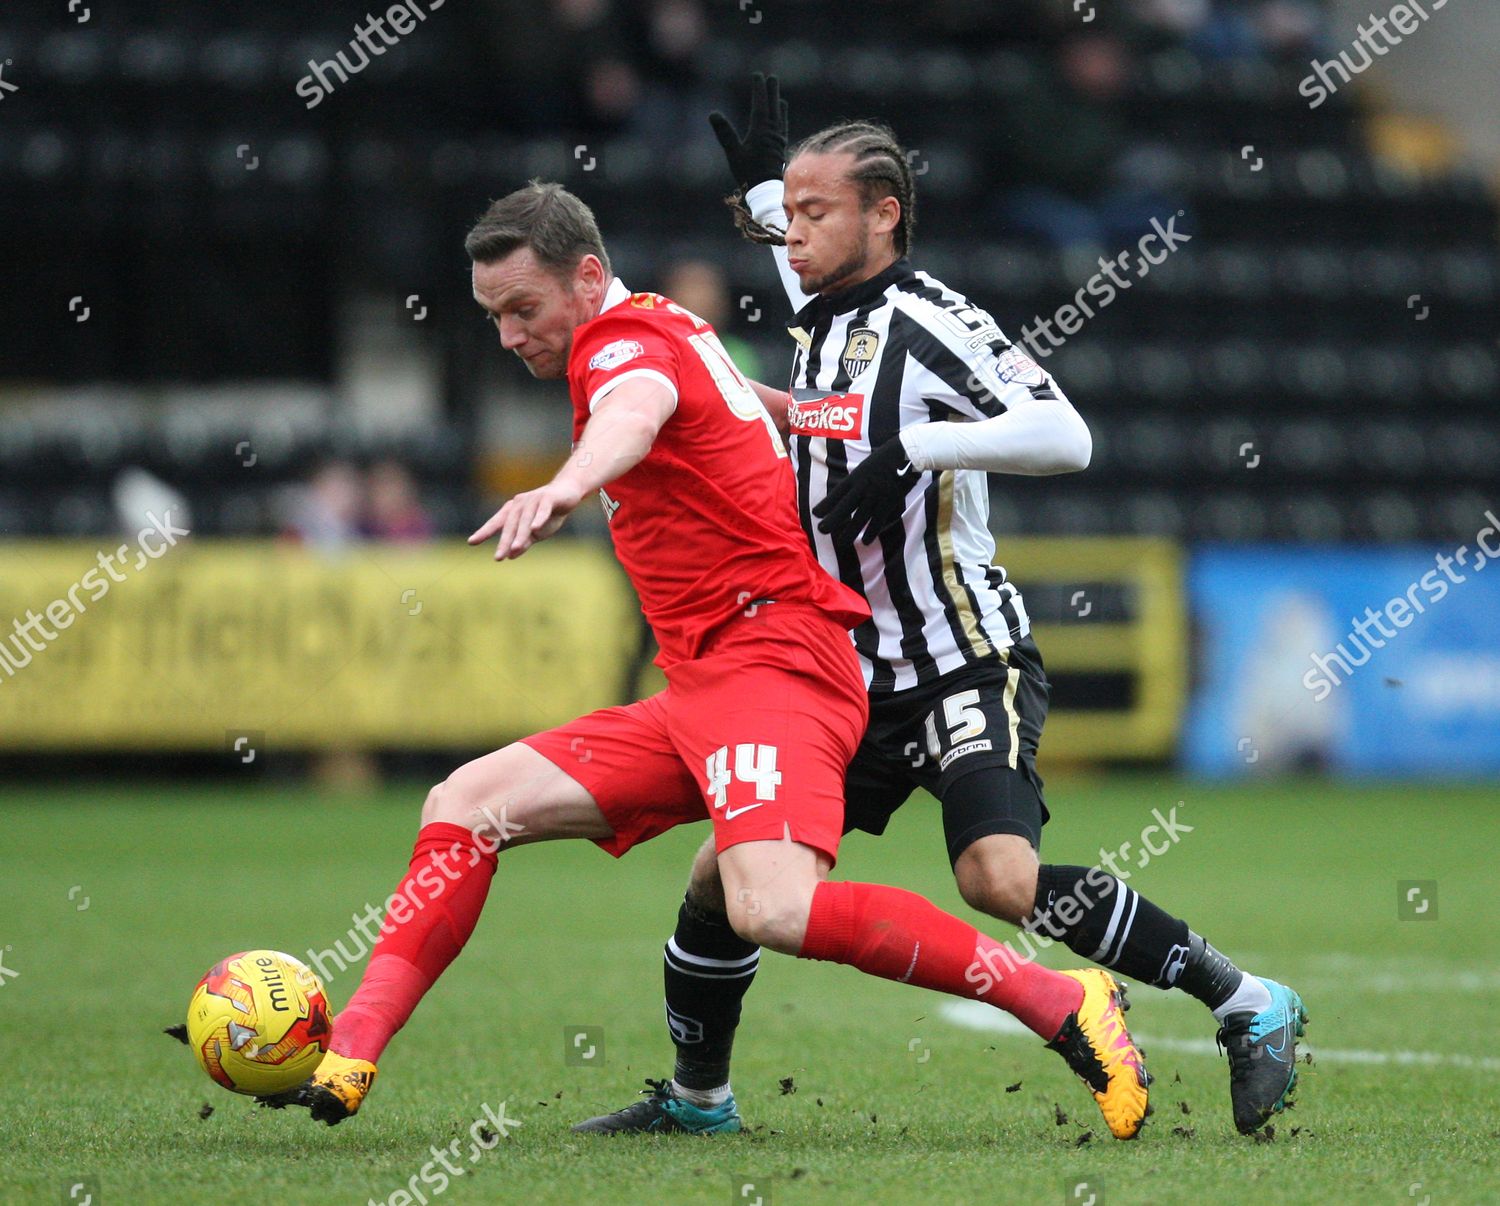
[841,327,880,378]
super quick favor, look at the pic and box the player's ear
[872,195,901,242]
[575,253,607,296]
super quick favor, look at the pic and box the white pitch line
[937,1000,1500,1072]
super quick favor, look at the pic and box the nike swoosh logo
[719,802,764,820]
[1264,1022,1292,1061]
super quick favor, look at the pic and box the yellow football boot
[258,1052,377,1126]
[1046,969,1151,1140]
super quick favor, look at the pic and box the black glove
[708,72,789,193]
[813,437,920,546]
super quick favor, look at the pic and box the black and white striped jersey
[782,257,1064,695]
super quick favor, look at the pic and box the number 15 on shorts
[706,744,782,820]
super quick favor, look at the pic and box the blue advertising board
[1183,531,1500,777]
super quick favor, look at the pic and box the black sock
[1031,865,1244,1009]
[663,895,759,1091]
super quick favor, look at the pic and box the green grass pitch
[4,775,1496,1204]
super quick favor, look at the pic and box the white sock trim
[671,1079,731,1109]
[1211,973,1275,1023]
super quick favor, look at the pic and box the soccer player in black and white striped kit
[575,76,1305,1138]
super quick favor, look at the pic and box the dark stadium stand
[2,0,1495,542]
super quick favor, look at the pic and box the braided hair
[728,120,916,256]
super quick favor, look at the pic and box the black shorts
[842,637,1051,865]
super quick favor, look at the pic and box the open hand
[469,481,585,560]
[708,72,789,193]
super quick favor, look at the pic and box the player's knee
[954,842,1039,925]
[420,778,459,827]
[420,770,498,832]
[724,887,809,954]
[725,903,794,952]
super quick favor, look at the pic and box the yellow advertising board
[0,540,642,750]
[1002,537,1186,759]
[0,536,1183,758]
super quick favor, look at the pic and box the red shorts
[522,603,868,863]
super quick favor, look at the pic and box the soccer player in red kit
[262,181,1147,1134]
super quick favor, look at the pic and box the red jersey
[567,284,869,668]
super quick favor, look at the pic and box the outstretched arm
[469,378,676,560]
[814,399,1091,546]
[901,397,1092,476]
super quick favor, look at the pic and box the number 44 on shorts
[706,744,782,819]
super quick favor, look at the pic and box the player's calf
[953,833,1041,925]
[1029,864,1306,1133]
[272,744,615,1126]
[575,836,761,1135]
[684,832,728,915]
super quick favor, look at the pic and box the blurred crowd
[476,0,1335,138]
[283,460,434,552]
[471,0,1338,254]
[9,0,1494,548]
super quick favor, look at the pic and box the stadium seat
[3,1,1494,545]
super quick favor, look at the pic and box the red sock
[799,880,1083,1040]
[331,822,499,1063]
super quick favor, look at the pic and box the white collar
[599,277,631,313]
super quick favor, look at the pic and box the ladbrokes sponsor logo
[787,391,865,439]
